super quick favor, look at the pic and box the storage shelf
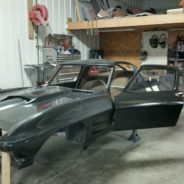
[68,14,184,31]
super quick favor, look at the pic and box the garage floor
[2,108,184,184]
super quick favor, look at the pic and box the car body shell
[0,60,183,169]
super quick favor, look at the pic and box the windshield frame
[47,63,115,92]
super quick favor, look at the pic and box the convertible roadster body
[0,60,183,169]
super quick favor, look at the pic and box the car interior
[50,64,136,96]
[110,70,134,98]
[126,68,176,92]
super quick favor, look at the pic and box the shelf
[68,14,184,31]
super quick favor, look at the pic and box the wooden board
[74,0,82,22]
[68,14,184,31]
[1,130,11,184]
[100,31,142,67]
[27,0,34,40]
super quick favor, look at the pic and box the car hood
[0,86,73,102]
[0,86,95,131]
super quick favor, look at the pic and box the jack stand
[82,141,89,150]
[128,129,140,143]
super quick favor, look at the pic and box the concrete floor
[4,108,184,184]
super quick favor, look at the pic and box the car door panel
[114,92,183,130]
[113,65,183,131]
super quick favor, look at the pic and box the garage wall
[37,0,98,61]
[119,0,143,9]
[142,0,179,12]
[0,0,37,89]
[0,0,96,89]
[100,31,142,68]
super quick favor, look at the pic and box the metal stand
[82,141,90,150]
[128,129,140,143]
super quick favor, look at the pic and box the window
[111,65,134,89]
[110,64,135,97]
[78,65,113,91]
[50,65,81,85]
[127,68,176,92]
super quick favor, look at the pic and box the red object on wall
[29,4,48,26]
[180,0,184,8]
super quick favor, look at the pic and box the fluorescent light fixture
[169,28,184,31]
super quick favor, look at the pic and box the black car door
[113,65,183,130]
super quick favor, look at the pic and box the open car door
[113,65,183,130]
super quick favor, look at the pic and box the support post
[27,0,34,40]
[1,130,11,184]
[128,129,140,143]
[67,18,72,35]
[74,0,81,22]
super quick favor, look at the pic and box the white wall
[0,0,97,89]
[142,31,168,65]
[0,0,37,89]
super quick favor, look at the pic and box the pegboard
[99,31,142,67]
